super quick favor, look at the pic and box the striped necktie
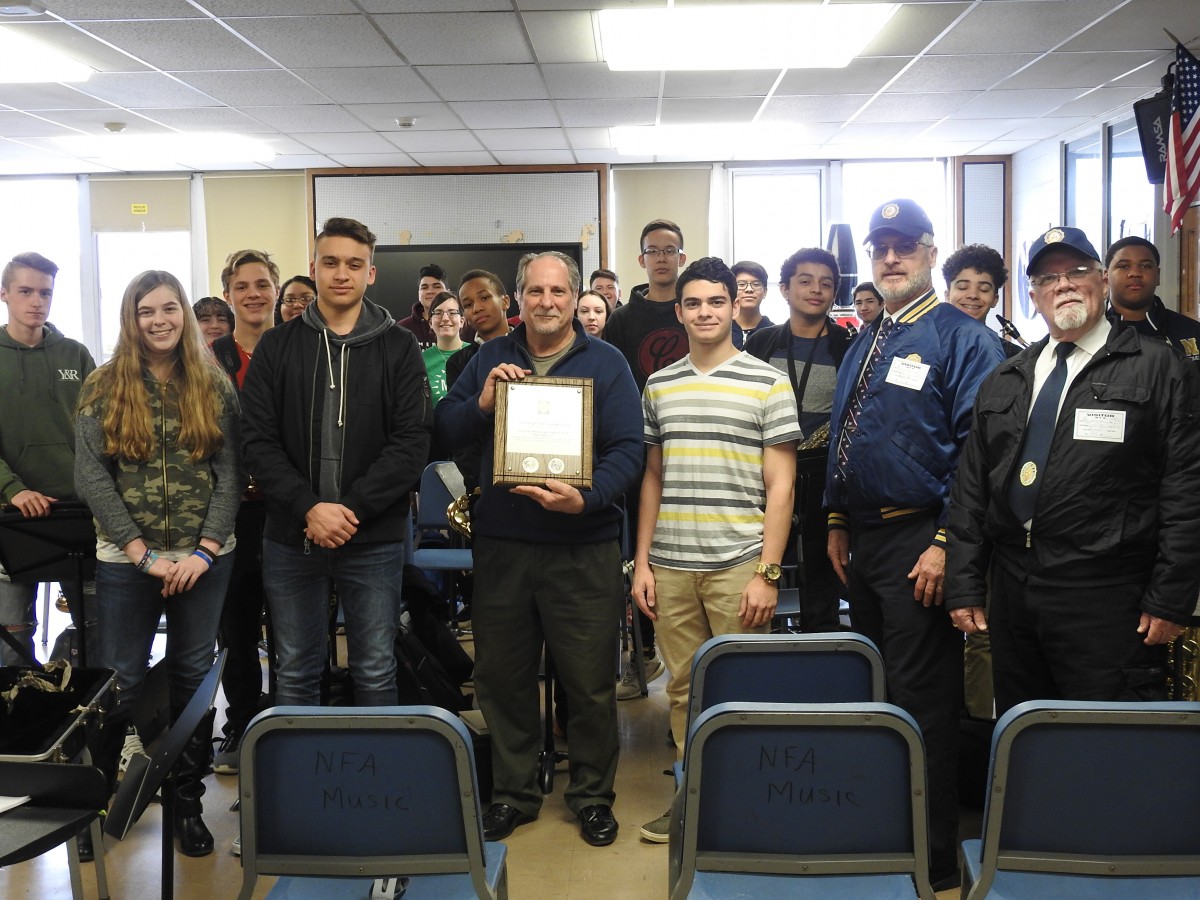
[835,316,895,483]
[1008,341,1075,524]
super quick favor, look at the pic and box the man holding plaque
[632,256,799,843]
[946,226,1200,714]
[436,251,642,848]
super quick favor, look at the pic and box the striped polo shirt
[643,351,801,570]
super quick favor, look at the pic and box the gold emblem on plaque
[1019,461,1037,486]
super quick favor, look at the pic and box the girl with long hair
[76,270,242,857]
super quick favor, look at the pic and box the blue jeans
[262,539,403,706]
[96,557,233,721]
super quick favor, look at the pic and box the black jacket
[239,306,432,545]
[946,324,1200,624]
[1106,296,1200,363]
[743,317,853,370]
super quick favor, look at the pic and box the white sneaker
[639,811,671,843]
[616,650,665,701]
[117,727,146,778]
[231,836,241,857]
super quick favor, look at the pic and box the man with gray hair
[437,251,643,847]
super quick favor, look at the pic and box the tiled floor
[1,602,964,899]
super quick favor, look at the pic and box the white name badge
[1073,408,1126,443]
[884,356,930,391]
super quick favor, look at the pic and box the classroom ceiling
[0,0,1193,173]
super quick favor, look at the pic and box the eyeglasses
[867,240,931,261]
[430,310,462,319]
[1030,265,1098,288]
[735,280,764,291]
[281,295,316,308]
[642,247,680,259]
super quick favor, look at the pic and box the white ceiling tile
[6,22,150,73]
[828,121,943,142]
[242,104,374,133]
[291,132,397,154]
[343,103,464,132]
[326,151,420,167]
[557,98,658,127]
[264,154,337,168]
[579,148,656,164]
[476,128,569,151]
[955,88,1087,119]
[407,150,500,166]
[931,0,1124,55]
[1050,86,1152,119]
[524,10,601,65]
[660,97,763,124]
[360,0,512,10]
[450,100,559,129]
[373,13,533,65]
[417,65,548,102]
[889,54,1040,93]
[137,107,282,134]
[74,73,218,109]
[856,91,981,123]
[663,71,778,99]
[566,127,613,149]
[860,3,972,56]
[36,0,200,18]
[760,94,874,124]
[492,149,577,165]
[382,130,483,153]
[542,64,660,100]
[920,118,1026,142]
[205,0,364,14]
[79,20,277,71]
[999,51,1165,91]
[19,109,173,134]
[777,57,908,95]
[1001,116,1094,140]
[973,139,1042,155]
[0,112,81,138]
[176,71,330,107]
[260,136,318,155]
[294,67,438,104]
[227,16,405,68]
[1059,0,1196,52]
[0,83,114,111]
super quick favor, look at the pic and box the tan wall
[202,173,309,296]
[90,177,190,231]
[611,167,710,293]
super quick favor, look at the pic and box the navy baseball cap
[865,199,934,244]
[1026,226,1101,276]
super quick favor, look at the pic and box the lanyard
[786,323,827,417]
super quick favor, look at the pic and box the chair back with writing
[237,705,504,900]
[670,701,932,899]
[965,700,1200,899]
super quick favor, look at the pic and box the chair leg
[629,598,648,695]
[65,827,85,900]
[91,816,110,900]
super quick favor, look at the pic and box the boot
[76,710,130,862]
[173,709,215,857]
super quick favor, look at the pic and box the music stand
[0,501,97,666]
[105,650,226,900]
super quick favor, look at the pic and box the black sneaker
[213,728,243,775]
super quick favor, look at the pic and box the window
[1108,117,1155,244]
[1065,133,1102,246]
[95,231,193,361]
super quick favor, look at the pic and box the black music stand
[105,650,226,900]
[0,502,97,666]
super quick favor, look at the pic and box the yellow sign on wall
[131,203,148,215]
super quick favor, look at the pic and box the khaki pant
[651,557,769,760]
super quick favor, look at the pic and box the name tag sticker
[1073,408,1125,442]
[884,356,930,391]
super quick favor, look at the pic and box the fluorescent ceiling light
[599,4,897,71]
[612,123,810,159]
[52,133,277,167]
[0,25,93,83]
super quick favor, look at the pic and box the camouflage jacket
[75,370,243,552]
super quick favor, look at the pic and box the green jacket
[75,369,242,551]
[0,323,95,504]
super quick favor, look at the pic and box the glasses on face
[867,240,930,261]
[642,247,680,259]
[281,294,316,308]
[735,280,764,291]
[430,310,462,320]
[1030,265,1098,288]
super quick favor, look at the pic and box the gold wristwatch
[755,562,782,585]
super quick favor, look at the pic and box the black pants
[989,546,1167,716]
[216,500,267,734]
[847,513,962,882]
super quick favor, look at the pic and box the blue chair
[408,463,474,633]
[962,700,1200,899]
[669,701,934,899]
[236,705,507,900]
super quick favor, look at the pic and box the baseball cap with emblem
[1026,226,1101,276]
[865,198,934,244]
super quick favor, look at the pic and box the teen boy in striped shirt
[632,256,800,842]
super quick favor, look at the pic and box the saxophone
[447,490,477,541]
[1168,628,1200,700]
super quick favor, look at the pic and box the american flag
[1165,43,1200,235]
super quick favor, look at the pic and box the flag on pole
[1164,43,1200,234]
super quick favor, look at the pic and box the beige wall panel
[202,173,309,297]
[90,178,190,232]
[611,168,710,293]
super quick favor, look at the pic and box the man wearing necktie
[825,199,1004,891]
[946,226,1200,720]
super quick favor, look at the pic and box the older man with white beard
[824,198,1004,891]
[946,226,1200,718]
